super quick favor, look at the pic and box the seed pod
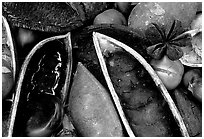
[71,24,150,85]
[71,24,149,137]
[93,32,189,137]
[2,16,17,99]
[8,32,73,137]
[2,2,109,33]
[179,29,202,67]
[2,16,18,137]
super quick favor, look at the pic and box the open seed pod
[2,16,17,99]
[179,13,202,67]
[2,15,18,136]
[71,24,150,86]
[2,2,109,33]
[179,29,202,67]
[92,32,189,137]
[7,32,73,137]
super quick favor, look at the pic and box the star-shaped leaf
[145,19,192,61]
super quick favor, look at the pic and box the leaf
[145,25,163,44]
[168,20,184,41]
[151,23,166,41]
[146,43,166,60]
[167,44,183,60]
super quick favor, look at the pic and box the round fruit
[128,2,198,33]
[183,69,201,87]
[183,69,202,102]
[151,56,184,90]
[114,2,132,16]
[190,78,202,102]
[93,9,127,25]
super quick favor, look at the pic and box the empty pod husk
[2,15,18,137]
[8,32,73,137]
